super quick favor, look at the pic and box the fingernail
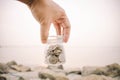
[41,40,47,44]
[63,38,68,43]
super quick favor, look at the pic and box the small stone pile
[82,63,120,78]
[0,61,31,73]
[0,61,120,80]
[0,61,31,80]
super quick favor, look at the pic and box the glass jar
[44,35,65,66]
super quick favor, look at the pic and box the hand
[19,0,71,43]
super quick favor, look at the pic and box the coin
[46,44,65,65]
[49,55,59,64]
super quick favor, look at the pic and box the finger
[40,21,51,43]
[62,17,71,43]
[53,22,61,35]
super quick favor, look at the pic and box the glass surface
[44,35,65,66]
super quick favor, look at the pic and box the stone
[0,63,9,74]
[32,66,47,71]
[115,77,120,80]
[105,63,120,77]
[66,68,81,75]
[55,76,69,80]
[67,74,82,80]
[82,63,120,78]
[38,72,55,80]
[0,75,6,80]
[6,61,17,67]
[10,65,31,72]
[14,72,39,79]
[38,72,68,80]
[91,67,108,76]
[38,68,67,80]
[82,75,115,80]
[82,66,100,76]
[0,61,119,80]
[1,74,20,80]
[18,77,25,80]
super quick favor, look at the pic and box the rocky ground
[0,61,120,80]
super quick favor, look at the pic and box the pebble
[0,63,9,74]
[6,61,17,67]
[10,65,31,72]
[0,75,6,80]
[82,75,115,80]
[38,72,55,80]
[0,61,120,80]
[66,68,81,75]
[82,63,120,78]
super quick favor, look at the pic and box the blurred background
[0,0,120,68]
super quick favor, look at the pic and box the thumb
[40,22,51,43]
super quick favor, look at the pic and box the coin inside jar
[49,55,59,64]
[47,45,62,55]
[45,44,64,65]
[53,47,62,56]
[45,36,65,65]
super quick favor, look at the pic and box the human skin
[18,0,71,43]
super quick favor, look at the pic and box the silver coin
[49,56,59,64]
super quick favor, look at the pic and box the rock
[0,63,9,74]
[32,66,47,71]
[105,63,120,77]
[38,68,68,80]
[6,61,17,67]
[82,66,100,76]
[91,67,108,76]
[0,75,6,80]
[55,75,69,80]
[38,72,68,80]
[1,74,20,80]
[115,77,120,80]
[67,74,82,80]
[8,69,19,73]
[14,72,39,79]
[10,65,31,72]
[2,72,39,80]
[82,75,115,80]
[66,68,81,75]
[66,68,82,80]
[0,61,119,80]
[18,77,25,80]
[82,63,120,78]
[38,72,55,80]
